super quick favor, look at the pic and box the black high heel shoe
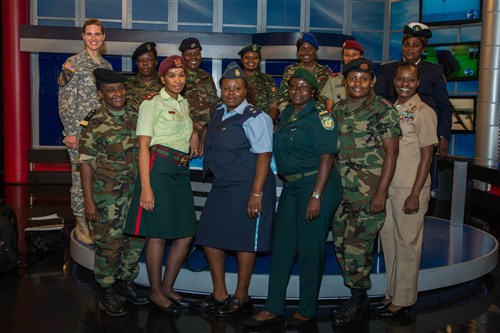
[167,296,191,309]
[149,298,181,315]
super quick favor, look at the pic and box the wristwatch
[311,192,323,200]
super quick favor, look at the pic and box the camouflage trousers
[90,181,145,288]
[332,200,385,290]
[68,148,84,218]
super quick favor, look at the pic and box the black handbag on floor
[0,203,20,271]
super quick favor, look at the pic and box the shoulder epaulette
[80,109,97,127]
[144,92,159,100]
[376,96,394,109]
[330,72,340,78]
[380,60,398,66]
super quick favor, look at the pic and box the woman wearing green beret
[244,68,342,327]
[238,44,279,124]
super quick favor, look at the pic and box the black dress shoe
[241,315,282,327]
[167,296,191,309]
[377,306,410,319]
[329,299,352,318]
[371,301,391,311]
[213,297,253,317]
[192,294,230,310]
[286,315,313,327]
[150,298,181,315]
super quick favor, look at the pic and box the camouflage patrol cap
[291,68,319,90]
[403,22,433,39]
[296,32,319,50]
[222,61,246,79]
[342,58,374,76]
[238,44,262,56]
[158,55,184,77]
[131,42,157,60]
[93,68,126,84]
[179,37,202,52]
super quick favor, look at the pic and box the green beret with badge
[238,44,262,56]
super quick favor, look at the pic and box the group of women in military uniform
[64,19,444,327]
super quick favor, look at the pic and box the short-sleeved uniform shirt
[274,100,338,175]
[321,73,347,104]
[137,88,193,153]
[277,63,332,111]
[332,91,401,203]
[393,94,438,187]
[246,71,278,114]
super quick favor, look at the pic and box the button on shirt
[220,100,273,154]
[136,88,193,153]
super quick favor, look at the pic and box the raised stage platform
[70,215,498,299]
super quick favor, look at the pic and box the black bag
[25,229,66,254]
[0,203,20,272]
[25,216,66,254]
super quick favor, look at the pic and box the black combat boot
[99,286,127,316]
[329,298,353,318]
[331,288,370,326]
[115,279,150,305]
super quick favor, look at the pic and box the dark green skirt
[125,153,196,239]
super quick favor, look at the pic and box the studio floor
[1,184,499,333]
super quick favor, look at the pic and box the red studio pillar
[2,0,31,184]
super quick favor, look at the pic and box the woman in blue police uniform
[193,62,276,317]
[244,68,342,327]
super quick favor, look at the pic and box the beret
[131,42,157,60]
[93,68,126,83]
[238,44,262,56]
[290,68,319,90]
[403,22,433,39]
[222,61,245,79]
[179,37,202,52]
[158,55,184,77]
[343,40,364,55]
[296,32,319,50]
[342,58,374,76]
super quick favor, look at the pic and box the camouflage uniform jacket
[124,73,163,118]
[58,50,112,137]
[246,71,278,114]
[277,62,332,111]
[332,91,401,203]
[183,68,219,126]
[321,72,347,104]
[78,105,138,184]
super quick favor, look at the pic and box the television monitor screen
[449,96,476,133]
[422,42,480,81]
[420,0,481,26]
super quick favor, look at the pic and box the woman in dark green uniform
[244,68,342,327]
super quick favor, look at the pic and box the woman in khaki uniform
[377,62,437,319]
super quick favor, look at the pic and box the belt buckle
[179,155,188,166]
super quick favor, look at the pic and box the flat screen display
[449,96,476,133]
[422,42,480,81]
[420,0,481,26]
